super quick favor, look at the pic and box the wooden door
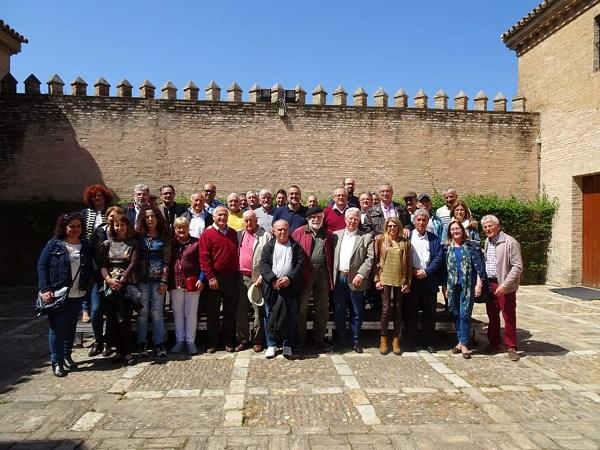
[583,174,600,288]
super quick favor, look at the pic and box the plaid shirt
[485,234,500,278]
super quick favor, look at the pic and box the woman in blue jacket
[37,212,94,377]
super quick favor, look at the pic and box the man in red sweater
[324,186,349,234]
[199,206,240,353]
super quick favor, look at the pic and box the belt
[488,277,498,283]
[338,271,349,276]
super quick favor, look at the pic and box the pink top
[239,230,256,276]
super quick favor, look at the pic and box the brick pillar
[47,75,65,95]
[271,83,284,103]
[434,89,448,109]
[312,85,327,106]
[512,92,527,112]
[493,92,507,111]
[139,80,155,99]
[332,85,347,106]
[373,87,388,107]
[394,88,408,108]
[24,74,41,94]
[183,81,199,100]
[454,90,468,110]
[117,79,132,98]
[94,77,110,96]
[249,83,261,103]
[353,87,367,107]
[414,89,428,108]
[205,80,221,101]
[474,91,488,111]
[70,77,88,96]
[294,85,306,105]
[227,82,242,102]
[0,73,17,95]
[161,81,177,100]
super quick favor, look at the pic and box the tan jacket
[484,231,523,294]
[373,234,412,289]
[332,229,374,291]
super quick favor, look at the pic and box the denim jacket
[37,239,94,293]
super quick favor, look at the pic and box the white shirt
[411,230,430,270]
[64,242,85,298]
[436,205,451,226]
[93,210,104,229]
[188,209,206,238]
[338,229,357,273]
[273,241,293,278]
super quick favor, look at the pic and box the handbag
[35,265,81,316]
[178,259,198,292]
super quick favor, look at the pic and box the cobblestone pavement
[1,285,599,449]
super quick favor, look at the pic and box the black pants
[105,290,133,356]
[205,272,239,348]
[405,277,437,347]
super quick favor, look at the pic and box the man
[364,183,411,236]
[246,191,259,210]
[260,219,304,359]
[343,177,360,208]
[358,191,373,226]
[236,209,273,353]
[405,209,444,353]
[159,184,187,234]
[226,193,244,231]
[272,185,308,233]
[436,188,458,226]
[404,191,418,224]
[275,189,287,207]
[199,206,240,353]
[482,215,523,361]
[255,188,275,231]
[332,208,374,353]
[324,186,349,234]
[203,182,222,215]
[417,193,443,241]
[307,194,318,209]
[124,183,150,225]
[239,192,249,211]
[181,192,213,238]
[291,206,334,351]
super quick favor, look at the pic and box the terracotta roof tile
[0,19,28,44]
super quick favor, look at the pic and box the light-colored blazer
[238,227,273,282]
[332,229,374,291]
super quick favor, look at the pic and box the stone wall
[515,3,600,285]
[0,93,539,203]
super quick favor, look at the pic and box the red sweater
[323,205,347,234]
[199,226,239,280]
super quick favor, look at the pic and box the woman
[88,206,123,358]
[80,184,114,323]
[444,220,488,359]
[136,205,170,357]
[168,217,204,354]
[442,200,480,242]
[100,213,140,365]
[37,212,94,377]
[373,217,412,355]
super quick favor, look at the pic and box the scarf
[446,242,473,313]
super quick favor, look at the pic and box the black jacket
[259,237,304,304]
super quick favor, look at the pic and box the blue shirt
[454,246,463,285]
[272,205,308,233]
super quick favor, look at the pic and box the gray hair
[213,205,228,216]
[272,219,289,229]
[134,183,149,193]
[345,207,361,218]
[243,209,257,219]
[414,208,430,219]
[227,192,239,201]
[481,214,500,225]
[259,188,272,197]
[444,187,457,195]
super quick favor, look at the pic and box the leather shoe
[52,362,66,377]
[88,343,102,357]
[225,346,235,353]
[508,348,520,361]
[353,343,364,354]
[253,344,263,353]
[206,347,217,354]
[234,342,248,352]
[102,344,114,357]
[63,355,77,371]
[426,345,436,353]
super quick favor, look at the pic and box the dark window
[285,90,296,103]
[260,89,271,102]
[595,15,600,71]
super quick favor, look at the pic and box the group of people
[37,179,523,377]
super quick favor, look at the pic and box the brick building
[503,0,600,288]
[0,20,27,82]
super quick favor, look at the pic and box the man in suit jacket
[158,184,187,235]
[332,207,374,353]
[363,183,412,236]
[405,209,444,352]
[124,183,150,226]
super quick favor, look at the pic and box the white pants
[170,289,200,344]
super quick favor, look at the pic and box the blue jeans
[333,274,365,345]
[263,293,297,348]
[48,295,85,363]
[137,282,165,345]
[90,282,107,344]
[450,285,474,345]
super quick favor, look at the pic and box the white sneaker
[265,346,276,359]
[171,342,185,353]
[187,342,199,355]
[283,346,292,359]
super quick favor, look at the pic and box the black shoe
[426,345,437,353]
[123,354,136,366]
[353,343,364,354]
[111,353,123,364]
[88,343,102,357]
[63,355,78,371]
[102,343,114,357]
[52,362,67,377]
[138,343,148,356]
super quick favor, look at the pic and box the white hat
[247,282,264,306]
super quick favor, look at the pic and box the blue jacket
[37,239,94,293]
[408,230,444,292]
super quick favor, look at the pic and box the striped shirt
[485,234,500,278]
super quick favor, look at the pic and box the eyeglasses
[386,224,398,228]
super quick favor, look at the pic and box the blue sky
[4,1,542,105]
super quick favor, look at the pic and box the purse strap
[68,264,82,288]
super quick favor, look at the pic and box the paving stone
[71,412,105,431]
[246,357,342,391]
[143,437,187,448]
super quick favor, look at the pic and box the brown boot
[379,336,389,355]
[392,337,402,355]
